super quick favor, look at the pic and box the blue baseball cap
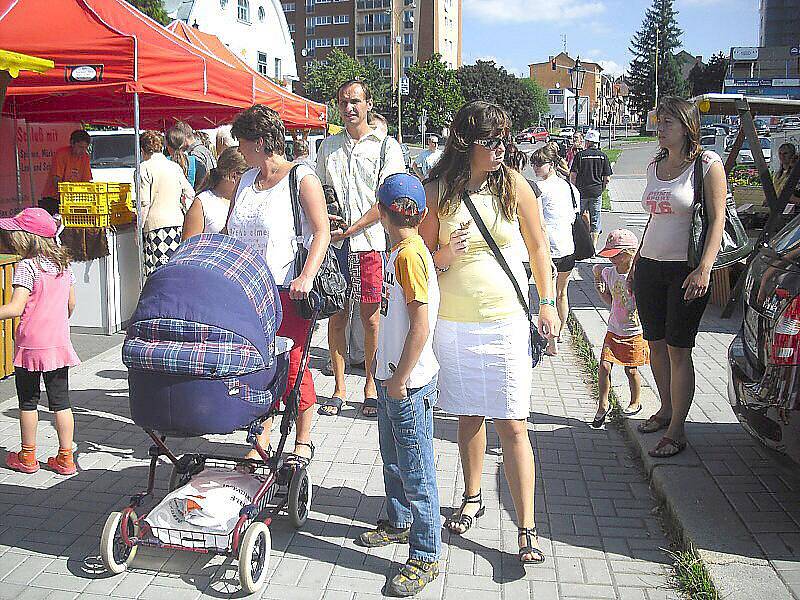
[377,173,426,215]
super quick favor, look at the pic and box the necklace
[465,179,489,194]
[253,166,282,191]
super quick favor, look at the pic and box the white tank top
[227,164,317,286]
[195,190,230,234]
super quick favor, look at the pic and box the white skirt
[433,316,532,420]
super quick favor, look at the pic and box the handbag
[461,191,549,368]
[568,183,595,261]
[687,154,754,270]
[288,165,348,320]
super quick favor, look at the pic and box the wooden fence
[0,255,19,379]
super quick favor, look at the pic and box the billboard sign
[732,47,759,61]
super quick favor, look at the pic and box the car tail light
[771,294,800,365]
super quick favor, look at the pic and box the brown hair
[337,79,372,102]
[504,141,528,172]
[531,143,569,178]
[230,104,286,156]
[293,139,309,158]
[654,96,702,163]
[379,199,424,228]
[69,130,90,145]
[428,101,516,220]
[165,126,191,177]
[1,229,71,272]
[200,147,249,193]
[140,130,164,154]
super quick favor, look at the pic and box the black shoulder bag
[461,191,549,368]
[687,155,753,270]
[289,165,348,319]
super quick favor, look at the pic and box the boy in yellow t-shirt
[355,173,441,597]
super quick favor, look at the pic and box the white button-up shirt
[316,128,406,252]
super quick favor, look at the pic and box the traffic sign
[400,76,409,95]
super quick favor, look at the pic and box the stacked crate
[58,182,135,228]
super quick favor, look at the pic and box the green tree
[519,78,551,122]
[392,54,464,137]
[125,0,170,25]
[627,0,687,118]
[456,60,542,130]
[688,52,728,96]
[304,50,388,125]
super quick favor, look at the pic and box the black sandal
[318,396,344,416]
[518,527,546,564]
[444,491,485,534]
[362,397,378,418]
[287,441,315,467]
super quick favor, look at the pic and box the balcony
[356,22,390,32]
[357,45,391,56]
[356,0,391,10]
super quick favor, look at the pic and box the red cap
[598,228,638,258]
[0,208,58,238]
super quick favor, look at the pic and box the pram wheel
[287,466,312,528]
[238,521,271,593]
[100,510,139,574]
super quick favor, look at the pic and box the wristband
[539,298,556,307]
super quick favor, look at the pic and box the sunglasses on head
[473,137,508,151]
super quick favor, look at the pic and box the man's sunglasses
[473,137,508,151]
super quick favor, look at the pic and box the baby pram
[100,234,318,594]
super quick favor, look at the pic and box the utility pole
[654,26,659,108]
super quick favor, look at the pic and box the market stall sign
[65,64,103,83]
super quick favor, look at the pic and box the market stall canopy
[166,21,325,130]
[692,93,800,116]
[0,0,325,129]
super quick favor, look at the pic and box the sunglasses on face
[473,137,508,151]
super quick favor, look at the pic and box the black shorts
[553,254,576,273]
[15,367,71,412]
[633,257,710,348]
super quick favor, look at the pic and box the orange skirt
[600,331,650,367]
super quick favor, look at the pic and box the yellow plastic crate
[58,182,129,214]
[61,213,111,229]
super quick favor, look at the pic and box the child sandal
[6,451,39,474]
[46,455,77,475]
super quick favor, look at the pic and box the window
[274,58,282,80]
[237,0,250,22]
[313,15,332,25]
[305,0,314,12]
[333,14,349,24]
[333,36,349,46]
[403,32,413,51]
[282,2,295,11]
[257,51,268,76]
[403,55,413,70]
[258,5,265,20]
[403,9,413,28]
[220,0,228,7]
[287,23,295,32]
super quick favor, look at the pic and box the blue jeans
[376,377,441,563]
[580,195,603,232]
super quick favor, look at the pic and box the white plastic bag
[145,468,266,550]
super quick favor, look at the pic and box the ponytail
[531,143,569,178]
[199,147,249,194]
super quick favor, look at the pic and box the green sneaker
[357,520,410,548]
[387,559,439,597]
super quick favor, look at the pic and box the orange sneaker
[6,451,40,474]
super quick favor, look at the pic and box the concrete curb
[568,263,792,600]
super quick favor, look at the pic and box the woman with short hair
[227,105,330,465]
[420,100,559,564]
[138,130,195,276]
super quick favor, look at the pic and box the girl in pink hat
[0,208,80,475]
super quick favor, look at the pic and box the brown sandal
[637,414,670,434]
[648,436,687,458]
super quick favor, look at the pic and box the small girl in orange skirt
[591,229,649,429]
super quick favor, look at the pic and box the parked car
[700,125,726,138]
[700,135,717,150]
[781,117,800,131]
[754,119,771,136]
[559,126,576,138]
[515,126,550,144]
[728,216,800,463]
[737,137,772,165]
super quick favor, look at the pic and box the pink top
[601,266,642,337]
[12,258,80,372]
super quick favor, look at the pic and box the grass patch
[667,546,719,600]
[602,188,611,211]
[603,148,622,163]
[620,135,657,142]
[565,314,622,423]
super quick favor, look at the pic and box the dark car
[728,217,800,463]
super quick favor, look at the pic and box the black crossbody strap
[287,165,306,278]
[460,191,531,320]
[693,154,704,207]
[567,179,578,211]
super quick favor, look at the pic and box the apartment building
[530,52,605,112]
[282,0,462,93]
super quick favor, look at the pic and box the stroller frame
[101,298,320,593]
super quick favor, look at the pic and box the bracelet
[539,298,556,307]
[435,264,450,273]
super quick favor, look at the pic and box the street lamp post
[570,56,587,131]
[386,1,414,143]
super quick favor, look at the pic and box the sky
[461,0,759,78]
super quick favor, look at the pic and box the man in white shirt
[316,80,406,417]
[412,135,442,181]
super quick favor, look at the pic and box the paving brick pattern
[0,320,677,598]
[581,140,800,598]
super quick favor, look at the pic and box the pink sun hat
[598,229,638,258]
[0,208,58,238]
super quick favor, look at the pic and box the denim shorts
[580,195,603,232]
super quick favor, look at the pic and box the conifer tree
[627,0,687,118]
